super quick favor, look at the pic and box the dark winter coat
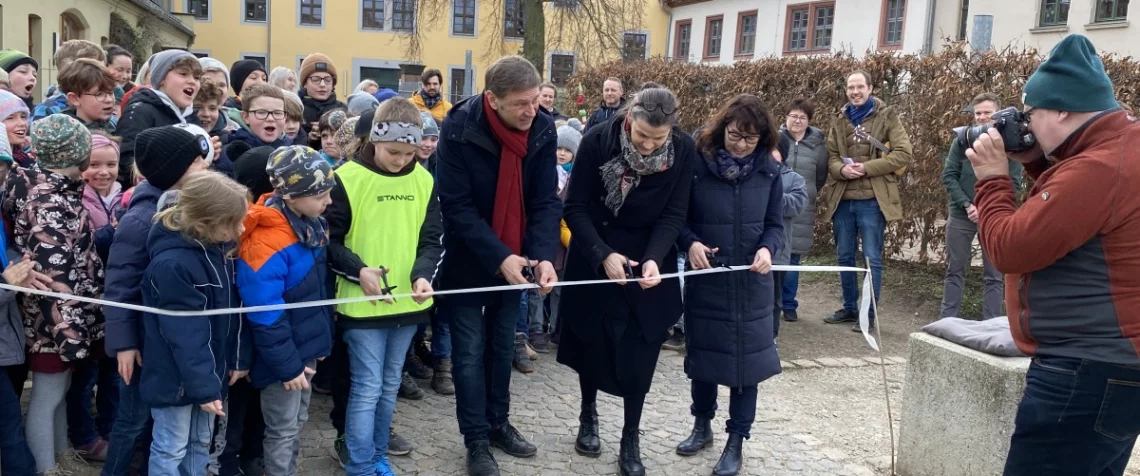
[677,148,784,388]
[300,89,346,149]
[559,115,696,350]
[217,129,292,178]
[778,126,829,254]
[237,201,334,388]
[775,165,808,265]
[103,182,165,355]
[140,222,251,408]
[116,88,191,187]
[435,93,562,305]
[586,99,625,133]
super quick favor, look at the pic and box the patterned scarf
[599,125,674,215]
[421,90,441,110]
[714,148,758,182]
[267,195,329,249]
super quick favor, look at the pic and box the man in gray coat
[777,98,830,322]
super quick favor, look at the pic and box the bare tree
[405,0,646,75]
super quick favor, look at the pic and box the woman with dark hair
[557,87,697,476]
[104,45,135,93]
[674,93,786,476]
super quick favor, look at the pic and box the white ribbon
[0,264,878,350]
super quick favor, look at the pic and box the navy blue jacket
[216,129,292,179]
[678,148,784,388]
[104,182,164,356]
[436,94,562,304]
[586,99,625,133]
[140,222,250,407]
[236,203,334,388]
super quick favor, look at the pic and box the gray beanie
[198,57,230,82]
[346,92,380,117]
[420,111,440,137]
[149,50,198,88]
[557,125,582,157]
[566,118,584,133]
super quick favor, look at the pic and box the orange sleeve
[974,158,1117,274]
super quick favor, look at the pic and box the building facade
[664,0,1133,63]
[181,0,670,101]
[1,0,196,101]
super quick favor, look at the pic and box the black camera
[954,107,1037,152]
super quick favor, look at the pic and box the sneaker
[374,455,398,476]
[528,330,551,353]
[466,441,500,476]
[783,309,799,322]
[513,333,535,374]
[824,309,858,324]
[388,428,414,456]
[662,329,685,351]
[404,346,432,379]
[74,437,109,462]
[397,372,425,400]
[331,435,349,468]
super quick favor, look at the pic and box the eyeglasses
[787,114,809,122]
[636,100,676,116]
[308,75,333,85]
[249,109,286,120]
[83,91,114,101]
[726,129,760,145]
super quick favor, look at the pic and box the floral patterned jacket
[4,166,105,361]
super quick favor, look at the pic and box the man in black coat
[436,56,562,476]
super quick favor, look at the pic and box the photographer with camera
[940,93,1023,320]
[965,35,1140,475]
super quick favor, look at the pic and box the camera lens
[956,124,992,149]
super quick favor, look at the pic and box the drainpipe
[266,0,273,70]
[922,0,938,55]
[661,0,674,58]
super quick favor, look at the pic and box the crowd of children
[0,39,583,476]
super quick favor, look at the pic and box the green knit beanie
[0,49,38,73]
[1023,35,1117,112]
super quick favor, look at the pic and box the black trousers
[773,271,785,337]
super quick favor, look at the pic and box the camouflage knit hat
[334,116,362,159]
[31,114,92,169]
[266,145,337,199]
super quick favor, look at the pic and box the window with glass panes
[1039,0,1070,26]
[675,21,691,59]
[505,0,525,38]
[786,2,835,54]
[813,5,834,49]
[957,0,970,40]
[882,0,905,46]
[705,17,723,57]
[189,0,209,20]
[453,0,476,34]
[246,0,267,21]
[788,8,809,51]
[738,14,757,55]
[362,0,385,29]
[300,0,322,25]
[1095,0,1129,21]
[392,0,415,31]
[550,54,575,86]
[623,33,648,62]
[450,68,468,103]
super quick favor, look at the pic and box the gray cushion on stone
[921,317,1028,357]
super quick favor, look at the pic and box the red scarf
[482,92,529,255]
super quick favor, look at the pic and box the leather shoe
[712,433,744,476]
[489,422,537,458]
[466,441,500,476]
[575,402,602,457]
[675,417,713,456]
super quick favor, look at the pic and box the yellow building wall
[186,0,670,98]
[1,0,194,101]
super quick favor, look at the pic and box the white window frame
[547,50,577,87]
[297,0,326,28]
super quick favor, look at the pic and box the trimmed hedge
[564,43,1140,261]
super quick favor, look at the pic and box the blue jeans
[516,291,529,334]
[68,356,119,446]
[447,292,520,446]
[431,309,452,364]
[103,369,152,476]
[832,199,885,316]
[149,405,214,476]
[343,326,416,476]
[1004,357,1140,475]
[782,254,802,310]
[1,367,35,476]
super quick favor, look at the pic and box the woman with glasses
[557,87,696,476]
[674,93,786,476]
[775,98,829,323]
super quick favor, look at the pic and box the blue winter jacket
[140,222,251,408]
[216,129,292,178]
[678,149,785,388]
[104,181,165,356]
[236,202,334,389]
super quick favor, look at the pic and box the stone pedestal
[897,332,1030,476]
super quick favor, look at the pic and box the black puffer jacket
[116,88,190,186]
[299,89,346,149]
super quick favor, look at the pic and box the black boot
[712,433,744,476]
[618,428,645,476]
[489,422,538,458]
[675,417,714,456]
[575,402,602,457]
[465,441,500,476]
